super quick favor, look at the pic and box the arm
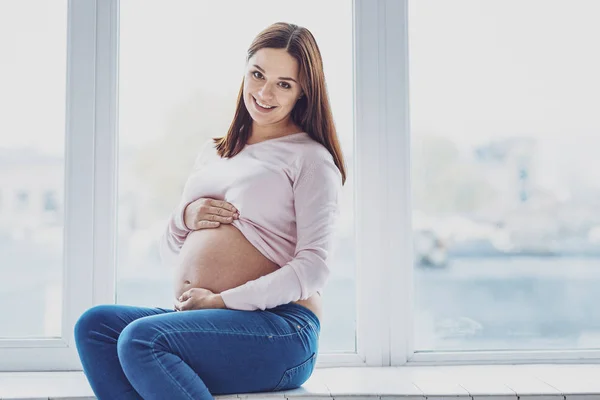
[158,140,213,266]
[219,151,342,311]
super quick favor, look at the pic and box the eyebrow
[253,64,298,83]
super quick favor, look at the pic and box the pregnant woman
[74,22,347,400]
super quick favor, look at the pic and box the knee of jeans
[116,318,155,361]
[74,304,116,343]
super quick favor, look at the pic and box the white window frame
[0,0,118,371]
[352,0,413,368]
[375,0,600,366]
[353,0,600,367]
[3,0,599,372]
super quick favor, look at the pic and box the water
[2,244,600,354]
[414,256,600,351]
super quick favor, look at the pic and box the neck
[249,119,301,142]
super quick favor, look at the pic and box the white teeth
[255,97,275,109]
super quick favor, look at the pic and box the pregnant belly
[174,224,279,297]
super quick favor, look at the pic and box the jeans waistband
[270,302,321,332]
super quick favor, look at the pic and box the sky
[408,0,600,190]
[408,0,600,142]
[0,0,67,154]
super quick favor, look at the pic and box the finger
[179,289,192,302]
[206,206,236,218]
[215,215,234,223]
[197,220,220,229]
[210,199,238,213]
[175,297,186,310]
[179,298,193,311]
[203,213,233,224]
[185,288,197,299]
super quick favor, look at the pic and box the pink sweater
[159,132,342,311]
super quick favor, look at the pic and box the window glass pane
[410,0,600,351]
[118,0,355,353]
[0,1,67,338]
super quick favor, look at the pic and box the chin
[255,118,277,127]
[246,110,264,123]
[250,110,278,125]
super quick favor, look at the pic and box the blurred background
[1,0,599,354]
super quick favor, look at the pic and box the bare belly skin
[174,224,322,320]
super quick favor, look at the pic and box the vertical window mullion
[91,0,119,307]
[354,0,412,367]
[354,0,389,366]
[62,0,99,367]
[383,0,413,366]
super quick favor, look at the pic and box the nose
[258,82,275,100]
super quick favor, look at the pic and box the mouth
[252,95,277,113]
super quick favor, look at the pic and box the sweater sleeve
[158,140,213,267]
[220,150,342,311]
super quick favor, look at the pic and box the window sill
[1,364,599,399]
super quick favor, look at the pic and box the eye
[252,71,263,79]
[278,82,291,89]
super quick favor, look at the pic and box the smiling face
[242,48,304,130]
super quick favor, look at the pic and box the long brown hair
[213,22,346,185]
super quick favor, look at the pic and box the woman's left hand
[175,288,226,311]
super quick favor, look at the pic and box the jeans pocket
[272,352,317,392]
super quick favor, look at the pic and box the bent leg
[74,304,174,400]
[117,303,320,400]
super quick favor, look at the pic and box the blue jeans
[74,303,320,400]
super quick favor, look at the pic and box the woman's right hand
[184,198,239,230]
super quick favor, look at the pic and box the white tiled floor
[1,364,600,399]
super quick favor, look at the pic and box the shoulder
[292,137,342,188]
[192,138,220,168]
[293,134,334,164]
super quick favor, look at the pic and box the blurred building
[474,137,539,208]
[0,147,63,242]
[470,137,600,255]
